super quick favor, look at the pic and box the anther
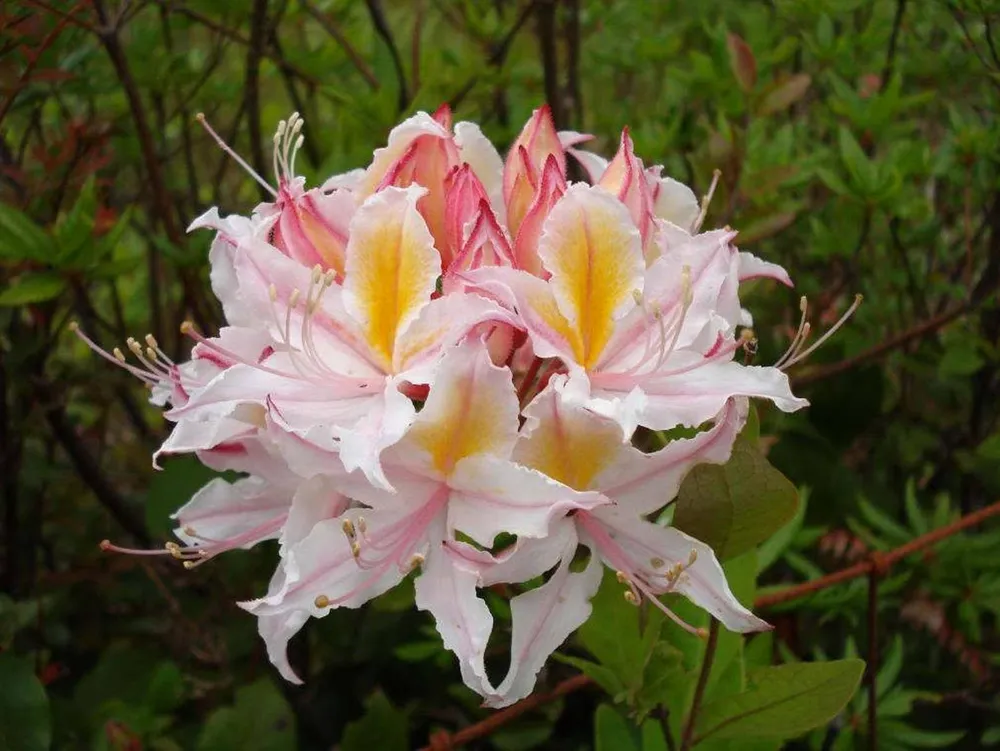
[314,594,330,608]
[342,519,356,538]
[409,553,425,571]
[688,549,698,565]
[68,320,80,332]
[288,288,301,308]
[624,590,640,605]
[268,284,278,302]
[180,321,195,335]
[99,539,112,551]
[650,557,665,569]
[145,334,159,349]
[616,570,629,584]
[696,627,709,640]
[356,517,368,535]
[113,348,126,362]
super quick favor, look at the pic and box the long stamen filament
[196,113,277,198]
[692,169,721,233]
[782,294,864,369]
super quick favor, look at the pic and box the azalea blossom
[75,104,839,710]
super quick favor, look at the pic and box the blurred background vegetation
[2,0,1000,748]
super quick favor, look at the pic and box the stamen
[196,112,278,198]
[692,169,721,233]
[315,594,331,609]
[775,296,810,368]
[781,294,864,369]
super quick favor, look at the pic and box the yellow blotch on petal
[343,187,441,371]
[515,391,620,490]
[408,345,517,476]
[538,185,644,370]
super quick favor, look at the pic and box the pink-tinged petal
[514,378,631,490]
[414,538,493,698]
[447,455,608,546]
[485,546,603,708]
[242,505,417,616]
[567,147,609,184]
[454,121,506,222]
[394,291,520,379]
[478,519,577,586]
[585,507,770,633]
[343,186,441,372]
[444,164,492,262]
[443,201,515,287]
[595,228,741,375]
[233,236,382,376]
[503,105,565,207]
[456,267,578,363]
[257,610,310,684]
[196,433,294,480]
[361,111,451,196]
[333,379,417,491]
[598,128,657,252]
[596,398,747,515]
[320,168,365,192]
[370,113,460,262]
[513,155,566,277]
[405,338,519,476]
[201,214,266,328]
[538,183,645,369]
[738,251,793,287]
[557,129,594,148]
[154,415,257,468]
[172,475,290,551]
[281,475,350,550]
[272,186,354,280]
[626,361,807,430]
[652,176,700,231]
[504,147,538,238]
[432,102,453,129]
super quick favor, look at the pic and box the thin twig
[535,0,563,128]
[419,498,1000,749]
[417,673,593,751]
[680,620,719,751]
[866,570,879,751]
[881,0,908,85]
[44,399,150,545]
[93,0,175,344]
[791,303,972,388]
[245,0,271,200]
[448,0,539,109]
[364,0,410,112]
[756,498,1000,608]
[299,0,380,90]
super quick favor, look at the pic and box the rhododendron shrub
[78,104,810,708]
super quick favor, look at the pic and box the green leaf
[673,437,799,560]
[341,692,408,751]
[756,74,811,116]
[640,720,669,751]
[757,489,808,573]
[197,679,296,751]
[595,704,638,751]
[146,455,229,538]
[838,127,875,194]
[0,653,51,751]
[0,272,66,306]
[726,33,757,93]
[578,570,655,690]
[693,659,865,742]
[0,204,55,262]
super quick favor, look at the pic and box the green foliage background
[2,0,1000,748]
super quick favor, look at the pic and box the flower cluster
[79,105,811,708]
